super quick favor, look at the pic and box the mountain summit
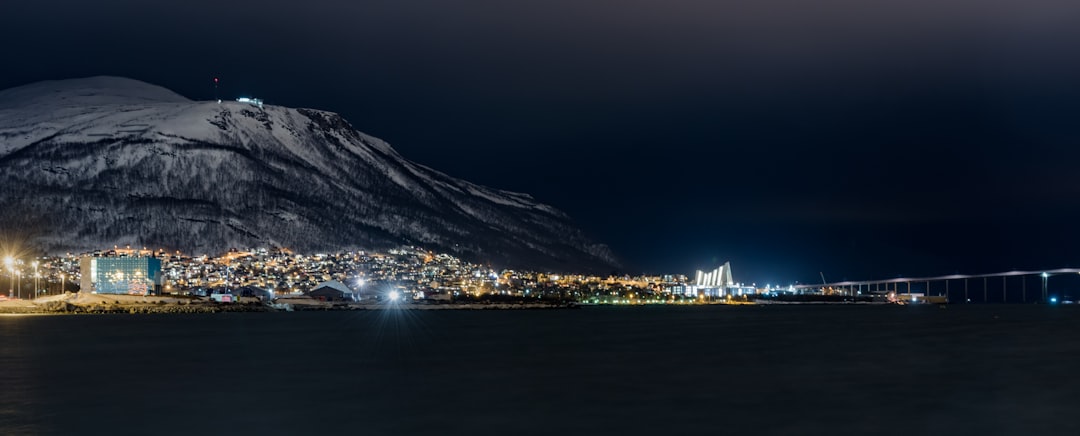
[0,76,617,271]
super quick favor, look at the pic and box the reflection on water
[2,306,1079,435]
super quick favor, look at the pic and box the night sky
[3,1,1080,284]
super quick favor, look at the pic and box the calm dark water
[2,305,1079,435]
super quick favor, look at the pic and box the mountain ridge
[0,76,618,272]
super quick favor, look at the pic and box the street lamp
[32,261,39,298]
[3,256,12,298]
[1042,272,1049,302]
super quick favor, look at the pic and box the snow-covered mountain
[0,76,617,271]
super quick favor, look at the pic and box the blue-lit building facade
[79,256,163,295]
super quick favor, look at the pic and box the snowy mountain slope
[0,77,617,271]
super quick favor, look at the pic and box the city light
[388,290,401,302]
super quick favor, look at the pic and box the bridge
[793,269,1080,303]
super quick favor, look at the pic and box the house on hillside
[235,286,273,302]
[307,281,357,302]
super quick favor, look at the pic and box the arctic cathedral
[695,262,734,289]
[679,262,754,298]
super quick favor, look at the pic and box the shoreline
[0,293,579,315]
[0,292,959,315]
[0,304,579,315]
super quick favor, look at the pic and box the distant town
[1,245,807,308]
[11,244,1071,311]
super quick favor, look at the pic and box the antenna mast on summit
[213,76,220,103]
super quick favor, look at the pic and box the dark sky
[3,0,1080,284]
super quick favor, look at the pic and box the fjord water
[2,306,1078,435]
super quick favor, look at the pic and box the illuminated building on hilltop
[79,256,163,295]
[236,97,263,109]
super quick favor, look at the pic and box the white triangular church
[695,262,733,288]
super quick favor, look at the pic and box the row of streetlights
[5,256,57,300]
